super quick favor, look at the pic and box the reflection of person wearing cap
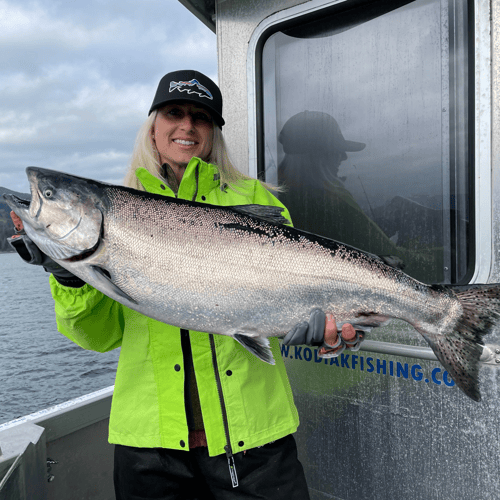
[279,110,366,176]
[7,71,362,499]
[278,110,397,256]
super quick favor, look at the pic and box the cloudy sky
[0,0,217,193]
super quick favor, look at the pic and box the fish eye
[43,188,54,198]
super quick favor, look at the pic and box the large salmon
[5,167,500,401]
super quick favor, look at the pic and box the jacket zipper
[209,334,239,488]
[189,164,238,486]
[180,329,195,431]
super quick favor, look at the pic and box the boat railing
[0,386,114,500]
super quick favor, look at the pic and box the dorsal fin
[229,205,289,225]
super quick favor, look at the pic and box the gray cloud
[0,0,217,192]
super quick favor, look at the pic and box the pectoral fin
[90,266,138,305]
[233,334,275,365]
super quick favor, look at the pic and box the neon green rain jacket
[49,157,299,457]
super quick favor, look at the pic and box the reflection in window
[262,0,472,284]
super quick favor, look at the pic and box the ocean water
[0,252,120,424]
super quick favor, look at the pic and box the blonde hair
[124,111,269,192]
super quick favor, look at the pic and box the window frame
[246,0,491,285]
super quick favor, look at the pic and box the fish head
[4,167,104,261]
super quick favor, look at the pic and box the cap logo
[169,79,213,100]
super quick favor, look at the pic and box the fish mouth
[3,193,31,213]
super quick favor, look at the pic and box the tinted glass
[262,0,472,284]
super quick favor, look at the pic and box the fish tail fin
[424,284,500,401]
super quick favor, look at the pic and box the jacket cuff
[52,274,86,288]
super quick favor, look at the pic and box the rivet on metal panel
[496,359,500,364]
[495,349,500,354]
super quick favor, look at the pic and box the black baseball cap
[149,70,225,128]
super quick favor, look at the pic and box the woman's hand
[10,211,24,234]
[283,309,364,357]
[319,313,364,357]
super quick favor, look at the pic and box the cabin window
[261,0,473,284]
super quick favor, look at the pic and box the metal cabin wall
[491,0,500,284]
[216,1,500,500]
[215,0,308,175]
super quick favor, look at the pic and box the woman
[10,70,361,499]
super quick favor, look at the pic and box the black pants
[114,434,310,500]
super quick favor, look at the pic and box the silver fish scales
[5,167,500,401]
